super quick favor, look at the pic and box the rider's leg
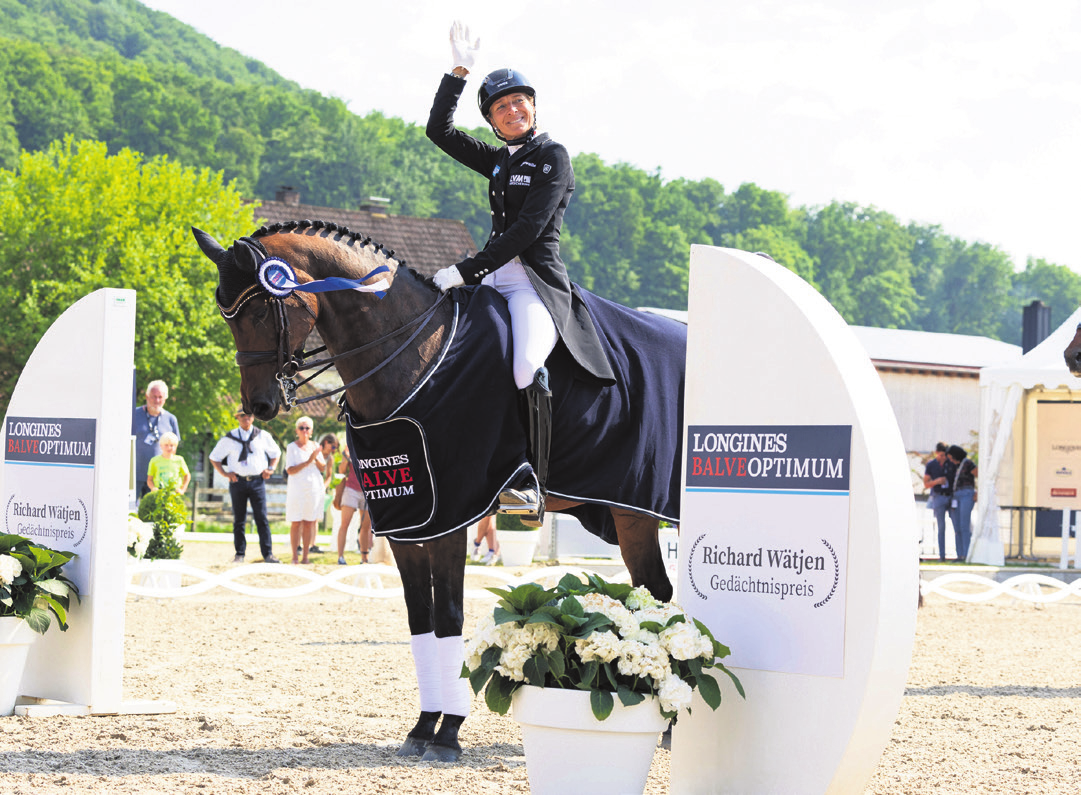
[498,288,556,524]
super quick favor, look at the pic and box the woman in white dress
[285,416,326,564]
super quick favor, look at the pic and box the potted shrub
[463,573,744,794]
[0,534,81,714]
[136,483,186,590]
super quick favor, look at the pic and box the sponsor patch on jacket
[523,161,537,167]
[543,164,552,174]
[492,165,501,178]
[509,174,531,186]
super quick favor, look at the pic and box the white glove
[433,266,465,292]
[449,21,480,71]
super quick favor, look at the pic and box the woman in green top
[146,432,191,495]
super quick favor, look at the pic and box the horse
[193,219,686,762]
[1064,324,1081,375]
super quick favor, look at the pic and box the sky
[141,0,1081,272]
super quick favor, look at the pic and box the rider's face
[489,93,535,139]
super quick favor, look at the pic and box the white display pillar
[1,288,173,715]
[670,247,917,793]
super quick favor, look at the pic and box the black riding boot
[498,367,552,527]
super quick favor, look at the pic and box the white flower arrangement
[127,515,154,560]
[464,573,744,721]
[0,554,23,586]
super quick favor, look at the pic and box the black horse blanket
[345,284,685,544]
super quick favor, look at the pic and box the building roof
[637,307,1023,375]
[251,192,477,277]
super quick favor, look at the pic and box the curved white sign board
[671,247,917,793]
[1,289,135,714]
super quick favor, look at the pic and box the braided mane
[252,218,428,282]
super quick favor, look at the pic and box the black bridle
[217,280,449,411]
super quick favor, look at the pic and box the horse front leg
[611,508,673,602]
[420,527,469,763]
[392,539,442,758]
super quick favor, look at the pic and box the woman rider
[426,22,614,526]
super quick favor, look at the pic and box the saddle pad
[345,417,436,534]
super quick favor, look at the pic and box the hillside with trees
[1,0,1079,431]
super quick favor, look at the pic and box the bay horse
[1064,324,1081,375]
[193,220,685,762]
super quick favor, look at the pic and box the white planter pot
[498,529,541,567]
[0,617,36,715]
[512,685,667,795]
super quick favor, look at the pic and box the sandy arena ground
[1,542,1079,794]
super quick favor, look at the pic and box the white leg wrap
[410,632,442,713]
[436,634,471,717]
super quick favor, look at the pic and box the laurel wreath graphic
[813,537,839,608]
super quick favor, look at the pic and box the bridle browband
[218,270,449,411]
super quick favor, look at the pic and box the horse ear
[192,227,227,265]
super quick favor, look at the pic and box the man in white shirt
[210,410,282,564]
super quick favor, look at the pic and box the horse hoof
[396,737,431,757]
[420,743,462,763]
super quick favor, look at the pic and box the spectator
[209,409,281,564]
[947,445,977,562]
[146,432,191,495]
[471,515,500,565]
[333,451,372,565]
[132,379,180,498]
[923,442,953,562]
[285,416,326,564]
[310,433,340,554]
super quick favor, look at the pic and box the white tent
[973,308,1081,564]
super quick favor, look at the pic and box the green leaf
[557,573,587,592]
[717,664,746,699]
[34,578,70,598]
[617,686,646,707]
[577,660,598,689]
[639,620,664,634]
[469,666,492,696]
[484,674,516,715]
[696,672,722,710]
[24,607,50,634]
[602,662,619,690]
[590,689,614,721]
[547,649,566,680]
[560,595,584,617]
[480,645,502,673]
[493,606,527,625]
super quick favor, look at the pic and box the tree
[0,137,254,435]
[1000,257,1081,345]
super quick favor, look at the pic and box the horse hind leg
[611,508,673,603]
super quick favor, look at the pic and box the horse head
[194,227,319,420]
[1065,324,1081,376]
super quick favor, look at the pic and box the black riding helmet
[478,67,536,118]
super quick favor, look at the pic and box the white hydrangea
[574,629,624,664]
[615,639,671,682]
[660,621,714,661]
[126,517,153,560]
[657,674,694,713]
[625,586,659,611]
[579,593,639,636]
[635,603,683,626]
[0,554,22,586]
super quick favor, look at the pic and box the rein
[220,282,449,410]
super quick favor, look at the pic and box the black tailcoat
[426,73,615,384]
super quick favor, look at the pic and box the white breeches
[483,261,558,389]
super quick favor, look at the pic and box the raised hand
[450,20,480,71]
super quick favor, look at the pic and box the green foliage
[0,533,80,634]
[137,488,187,560]
[464,573,743,722]
[0,137,252,434]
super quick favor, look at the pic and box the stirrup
[498,486,540,514]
